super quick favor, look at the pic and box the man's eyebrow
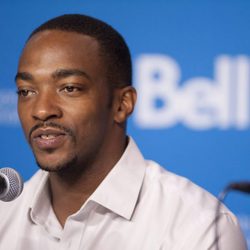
[52,69,91,81]
[15,72,33,82]
[15,69,91,83]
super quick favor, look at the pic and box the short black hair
[29,14,132,88]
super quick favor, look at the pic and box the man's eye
[16,89,34,97]
[63,86,80,93]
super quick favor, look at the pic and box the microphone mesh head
[0,168,23,202]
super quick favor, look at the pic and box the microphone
[218,181,250,201]
[0,168,23,202]
[227,181,250,194]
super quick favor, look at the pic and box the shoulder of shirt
[142,160,238,224]
[142,161,247,249]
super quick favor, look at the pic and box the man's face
[16,30,115,172]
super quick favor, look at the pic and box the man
[0,14,247,250]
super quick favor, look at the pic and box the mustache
[28,121,74,142]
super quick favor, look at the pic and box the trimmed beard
[36,155,78,175]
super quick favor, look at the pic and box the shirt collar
[29,170,50,226]
[89,137,146,220]
[29,171,63,238]
[29,136,146,223]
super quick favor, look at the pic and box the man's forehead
[19,30,102,67]
[24,29,100,53]
[17,30,106,84]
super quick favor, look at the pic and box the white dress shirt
[0,137,247,250]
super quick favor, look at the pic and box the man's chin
[36,156,78,173]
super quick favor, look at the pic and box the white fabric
[0,138,247,250]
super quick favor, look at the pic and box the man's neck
[48,136,128,227]
[48,167,110,226]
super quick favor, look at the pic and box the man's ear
[113,86,137,124]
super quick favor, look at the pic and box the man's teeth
[40,134,57,139]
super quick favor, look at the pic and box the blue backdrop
[0,0,249,247]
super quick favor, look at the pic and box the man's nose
[31,90,62,121]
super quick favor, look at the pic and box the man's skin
[15,30,137,226]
